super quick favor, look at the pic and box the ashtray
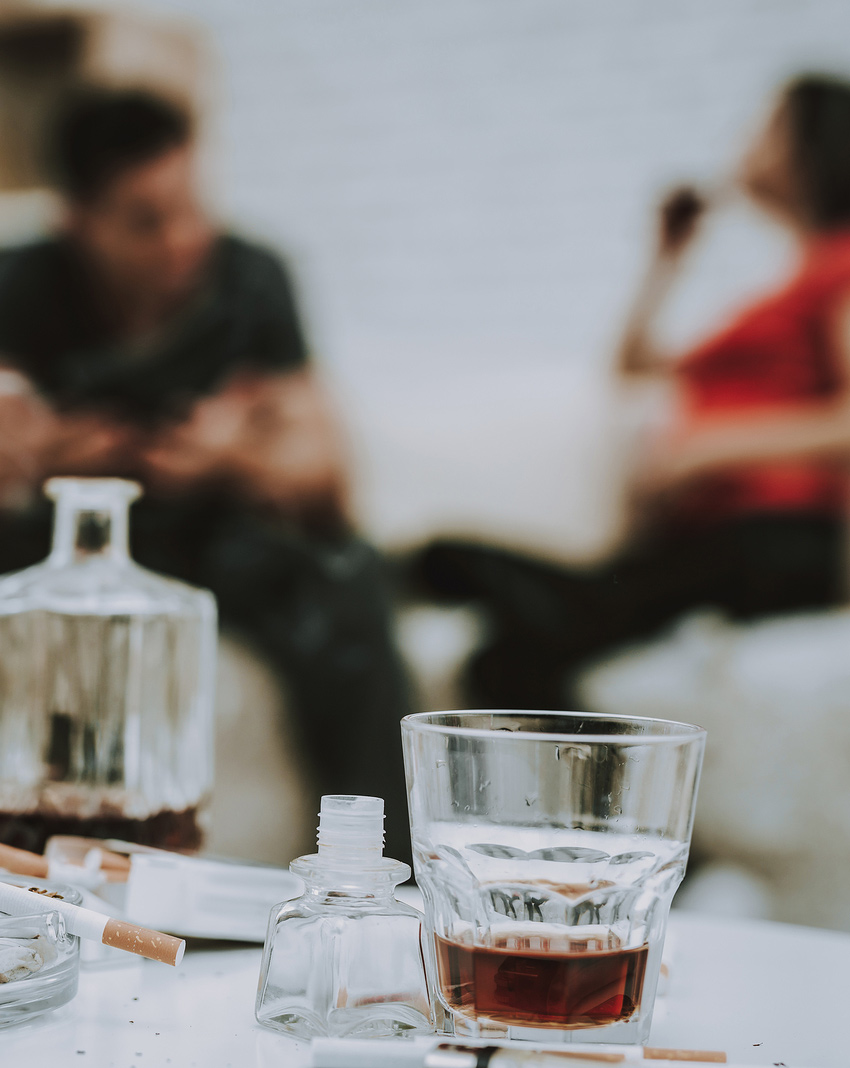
[0,875,80,1029]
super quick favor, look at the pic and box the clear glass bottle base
[257,1002,431,1040]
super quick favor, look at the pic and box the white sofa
[579,609,850,932]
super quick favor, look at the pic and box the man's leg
[190,516,413,864]
[0,502,53,575]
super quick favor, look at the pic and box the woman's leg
[416,514,846,709]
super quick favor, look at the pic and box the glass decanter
[256,794,432,1039]
[0,478,217,853]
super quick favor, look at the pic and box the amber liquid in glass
[435,933,649,1029]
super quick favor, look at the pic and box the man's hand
[41,411,136,476]
[141,371,350,523]
[0,388,51,489]
[139,384,250,493]
[0,377,133,496]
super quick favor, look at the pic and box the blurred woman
[419,73,850,708]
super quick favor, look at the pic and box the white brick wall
[42,0,850,553]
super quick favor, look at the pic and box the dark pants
[415,513,846,710]
[1,500,412,863]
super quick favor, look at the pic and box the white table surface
[2,909,846,1068]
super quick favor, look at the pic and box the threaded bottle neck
[316,794,385,864]
[289,794,411,892]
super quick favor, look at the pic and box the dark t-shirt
[0,234,308,424]
[0,234,316,577]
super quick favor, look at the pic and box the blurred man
[0,88,410,858]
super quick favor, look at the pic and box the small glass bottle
[256,794,432,1039]
[0,478,217,853]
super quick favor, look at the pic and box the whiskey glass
[402,711,705,1044]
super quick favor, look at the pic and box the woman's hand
[656,185,708,259]
[623,435,683,536]
[624,421,721,535]
[633,420,735,504]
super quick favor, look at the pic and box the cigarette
[0,843,49,880]
[310,1038,729,1067]
[0,881,184,966]
[555,1055,624,1063]
[0,841,130,884]
[533,1053,725,1065]
[644,1053,725,1064]
[49,836,133,874]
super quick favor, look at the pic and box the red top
[674,230,850,522]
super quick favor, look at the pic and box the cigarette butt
[102,918,185,966]
[558,1054,625,1063]
[643,1050,726,1063]
[0,843,49,879]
